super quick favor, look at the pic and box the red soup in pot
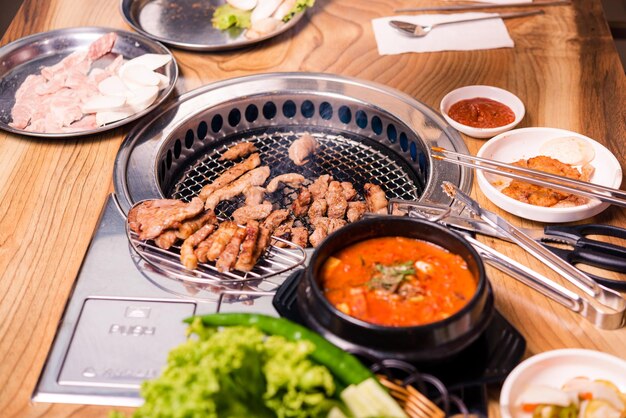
[321,236,477,327]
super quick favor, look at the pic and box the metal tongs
[414,182,626,329]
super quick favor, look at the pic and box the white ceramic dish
[476,127,622,223]
[500,348,626,418]
[440,85,525,139]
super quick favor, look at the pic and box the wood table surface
[0,0,624,417]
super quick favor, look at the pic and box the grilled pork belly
[198,153,261,201]
[232,202,273,224]
[266,173,306,193]
[326,181,348,219]
[204,166,271,211]
[291,187,312,217]
[364,183,388,214]
[219,142,257,161]
[288,133,318,166]
[216,227,247,272]
[180,223,217,270]
[346,201,367,223]
[128,197,204,240]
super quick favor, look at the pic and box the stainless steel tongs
[434,182,626,329]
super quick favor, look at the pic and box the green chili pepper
[185,313,374,386]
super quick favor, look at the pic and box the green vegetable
[367,262,415,293]
[282,0,316,22]
[113,324,337,418]
[340,378,407,418]
[188,313,375,387]
[212,4,252,30]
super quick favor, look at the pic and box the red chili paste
[448,97,515,129]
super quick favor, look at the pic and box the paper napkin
[372,13,515,55]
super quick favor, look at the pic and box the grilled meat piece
[272,219,294,248]
[291,226,308,248]
[206,221,239,262]
[232,202,273,224]
[177,210,217,239]
[266,173,306,193]
[219,142,257,161]
[198,153,261,201]
[308,174,331,199]
[291,187,312,217]
[234,220,261,272]
[288,133,318,166]
[154,230,178,250]
[128,197,204,240]
[346,201,367,223]
[262,209,291,231]
[195,234,216,264]
[216,227,247,272]
[309,217,330,248]
[251,225,272,264]
[243,185,266,206]
[329,218,347,233]
[308,198,328,220]
[180,223,217,270]
[326,181,348,219]
[364,183,388,214]
[341,182,357,201]
[204,166,271,211]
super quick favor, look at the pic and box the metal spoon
[389,10,544,37]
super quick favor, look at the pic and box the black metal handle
[545,224,626,257]
[544,245,626,290]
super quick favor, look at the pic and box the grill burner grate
[169,129,421,219]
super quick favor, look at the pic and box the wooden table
[0,0,624,416]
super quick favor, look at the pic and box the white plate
[500,348,626,418]
[440,85,525,139]
[476,127,622,222]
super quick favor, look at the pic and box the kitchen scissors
[389,200,626,290]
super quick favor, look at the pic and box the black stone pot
[297,216,494,363]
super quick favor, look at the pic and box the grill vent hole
[301,100,314,118]
[228,109,241,127]
[400,132,408,151]
[371,116,382,134]
[355,110,367,128]
[283,100,296,118]
[338,106,351,124]
[174,139,182,158]
[166,149,172,169]
[410,141,417,162]
[185,129,194,149]
[197,121,208,139]
[387,124,397,143]
[319,102,333,120]
[263,102,277,119]
[211,115,223,133]
[245,104,258,123]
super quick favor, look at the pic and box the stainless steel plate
[0,26,178,138]
[120,0,305,51]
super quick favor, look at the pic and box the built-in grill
[34,73,472,407]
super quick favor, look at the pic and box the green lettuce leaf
[212,4,252,30]
[112,322,337,418]
[283,0,315,22]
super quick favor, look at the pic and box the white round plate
[440,85,525,139]
[476,127,622,222]
[500,348,626,418]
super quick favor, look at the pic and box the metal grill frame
[114,73,472,214]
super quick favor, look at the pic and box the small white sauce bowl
[500,348,626,418]
[440,85,525,139]
[476,127,622,223]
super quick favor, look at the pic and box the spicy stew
[321,236,477,327]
